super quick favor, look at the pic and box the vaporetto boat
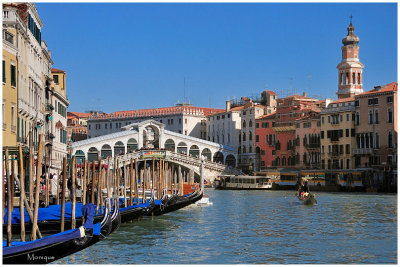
[215,175,272,190]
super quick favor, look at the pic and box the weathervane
[350,14,353,23]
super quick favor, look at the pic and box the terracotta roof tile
[329,97,355,104]
[263,90,277,95]
[91,106,224,120]
[357,82,398,96]
[67,112,93,118]
[51,68,66,73]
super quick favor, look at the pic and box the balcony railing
[353,148,373,155]
[306,143,320,149]
[45,103,54,112]
[328,151,340,157]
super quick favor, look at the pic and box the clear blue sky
[36,3,397,113]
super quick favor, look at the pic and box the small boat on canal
[298,192,317,205]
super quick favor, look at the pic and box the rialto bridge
[71,120,241,183]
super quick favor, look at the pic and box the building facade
[320,97,357,170]
[354,82,397,169]
[2,6,19,149]
[87,105,223,140]
[67,111,92,142]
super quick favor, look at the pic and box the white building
[87,105,224,141]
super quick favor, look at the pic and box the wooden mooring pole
[19,146,26,241]
[32,135,43,241]
[60,157,67,232]
[71,156,76,229]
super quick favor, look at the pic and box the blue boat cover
[3,228,81,256]
[82,203,95,229]
[93,222,101,236]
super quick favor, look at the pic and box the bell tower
[336,18,364,99]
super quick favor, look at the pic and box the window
[53,75,59,84]
[105,123,108,129]
[88,124,91,130]
[249,120,253,127]
[328,116,331,123]
[351,129,355,137]
[185,118,187,124]
[185,130,188,135]
[346,129,349,137]
[388,132,393,148]
[355,100,359,107]
[374,110,379,124]
[2,59,5,83]
[346,144,350,154]
[249,131,252,141]
[170,119,173,124]
[256,123,259,128]
[387,96,393,103]
[321,117,324,124]
[256,135,259,142]
[10,62,16,87]
[322,145,324,153]
[340,115,343,122]
[110,123,112,129]
[242,121,246,128]
[320,131,324,139]
[346,114,349,121]
[368,98,379,105]
[388,108,393,123]
[355,112,360,125]
[179,118,182,124]
[368,110,373,124]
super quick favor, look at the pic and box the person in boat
[302,179,309,193]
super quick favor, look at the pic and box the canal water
[55,189,397,264]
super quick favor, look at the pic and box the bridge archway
[165,139,175,152]
[101,144,112,159]
[127,138,138,153]
[213,151,224,164]
[225,154,236,167]
[75,150,85,164]
[189,145,200,158]
[114,141,125,156]
[177,142,187,155]
[201,148,212,161]
[88,147,99,162]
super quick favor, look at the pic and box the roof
[329,97,355,104]
[357,82,398,96]
[51,68,66,73]
[90,106,224,120]
[263,90,277,96]
[67,112,92,119]
[257,112,277,120]
[282,94,318,101]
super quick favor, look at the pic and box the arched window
[243,146,246,153]
[346,72,349,84]
[357,73,361,84]
[249,120,253,127]
[243,120,246,128]
[388,108,393,123]
[243,132,246,141]
[249,131,252,141]
[352,72,355,84]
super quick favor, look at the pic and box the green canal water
[55,189,397,264]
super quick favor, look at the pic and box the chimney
[303,92,307,97]
[226,100,231,111]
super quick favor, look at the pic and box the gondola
[298,192,317,205]
[4,196,136,234]
[149,190,203,216]
[3,198,115,265]
[119,200,152,223]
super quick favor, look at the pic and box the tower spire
[336,21,364,99]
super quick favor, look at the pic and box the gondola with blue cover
[2,197,118,264]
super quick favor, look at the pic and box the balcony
[328,151,340,157]
[306,143,320,149]
[45,133,55,142]
[45,103,54,112]
[353,148,373,155]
